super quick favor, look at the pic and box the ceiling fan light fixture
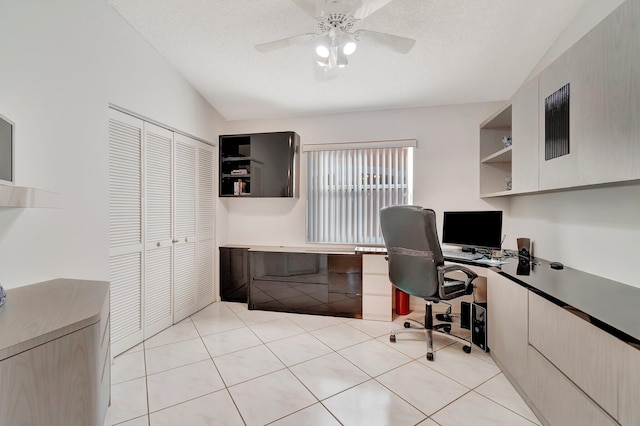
[336,49,349,68]
[340,34,357,56]
[316,44,330,58]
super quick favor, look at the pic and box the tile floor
[107,302,541,426]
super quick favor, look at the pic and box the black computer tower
[471,302,488,352]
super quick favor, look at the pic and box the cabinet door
[144,123,174,338]
[528,291,620,418]
[486,270,528,382]
[173,134,198,322]
[197,141,215,309]
[538,0,640,190]
[108,109,144,355]
[511,77,539,194]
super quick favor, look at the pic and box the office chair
[380,205,478,361]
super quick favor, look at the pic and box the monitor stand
[461,247,477,254]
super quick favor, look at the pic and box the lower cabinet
[249,251,362,317]
[525,345,617,426]
[362,254,393,321]
[219,247,249,302]
[486,270,529,383]
[487,270,640,425]
[0,280,110,426]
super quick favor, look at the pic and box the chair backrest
[380,205,445,299]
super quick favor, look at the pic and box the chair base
[389,301,472,361]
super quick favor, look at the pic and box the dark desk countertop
[493,258,640,344]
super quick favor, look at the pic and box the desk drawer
[528,292,621,418]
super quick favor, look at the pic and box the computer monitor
[442,211,503,251]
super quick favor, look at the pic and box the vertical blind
[306,144,414,244]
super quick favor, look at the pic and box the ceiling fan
[255,0,416,75]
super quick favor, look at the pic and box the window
[306,141,414,244]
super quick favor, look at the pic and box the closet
[108,108,214,356]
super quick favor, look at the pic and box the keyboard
[442,250,484,260]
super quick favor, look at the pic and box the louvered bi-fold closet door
[108,109,144,356]
[196,142,215,310]
[173,134,198,322]
[144,123,174,338]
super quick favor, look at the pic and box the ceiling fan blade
[356,29,415,54]
[350,0,394,20]
[290,0,325,18]
[255,33,318,52]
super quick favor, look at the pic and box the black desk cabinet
[219,247,249,302]
[249,251,363,318]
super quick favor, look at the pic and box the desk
[487,259,640,426]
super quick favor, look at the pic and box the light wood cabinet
[480,0,640,196]
[362,254,393,321]
[526,345,617,426]
[528,291,621,418]
[486,270,529,382]
[537,0,640,190]
[510,77,539,194]
[0,279,110,426]
[620,342,640,425]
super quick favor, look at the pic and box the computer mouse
[550,261,564,270]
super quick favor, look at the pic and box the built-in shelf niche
[480,104,512,197]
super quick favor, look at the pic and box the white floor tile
[110,377,148,424]
[112,350,146,385]
[431,391,536,425]
[289,352,370,400]
[192,314,246,336]
[310,323,372,350]
[111,308,540,426]
[201,326,262,357]
[234,308,287,325]
[144,337,210,375]
[418,344,501,388]
[228,369,317,426]
[377,361,469,415]
[149,390,244,426]
[144,321,200,350]
[267,332,333,366]
[344,318,403,337]
[338,339,412,377]
[249,317,306,343]
[115,415,149,426]
[213,344,285,386]
[323,379,427,426]
[190,302,235,320]
[146,359,225,413]
[270,403,341,426]
[287,313,346,331]
[475,373,541,424]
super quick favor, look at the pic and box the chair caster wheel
[390,335,396,343]
[463,345,471,354]
[436,313,453,322]
[426,352,434,361]
[403,322,411,328]
[442,324,451,333]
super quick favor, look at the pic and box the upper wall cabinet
[219,131,299,198]
[480,0,640,196]
[511,77,539,194]
[538,0,640,191]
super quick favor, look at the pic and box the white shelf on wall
[0,185,60,208]
[481,146,512,163]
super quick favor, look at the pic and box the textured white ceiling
[106,0,588,121]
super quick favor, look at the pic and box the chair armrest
[436,264,478,299]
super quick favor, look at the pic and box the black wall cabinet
[219,131,299,197]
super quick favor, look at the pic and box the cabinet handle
[157,242,161,247]
[172,239,179,243]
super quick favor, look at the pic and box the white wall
[0,0,223,288]
[509,184,640,287]
[221,103,509,247]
